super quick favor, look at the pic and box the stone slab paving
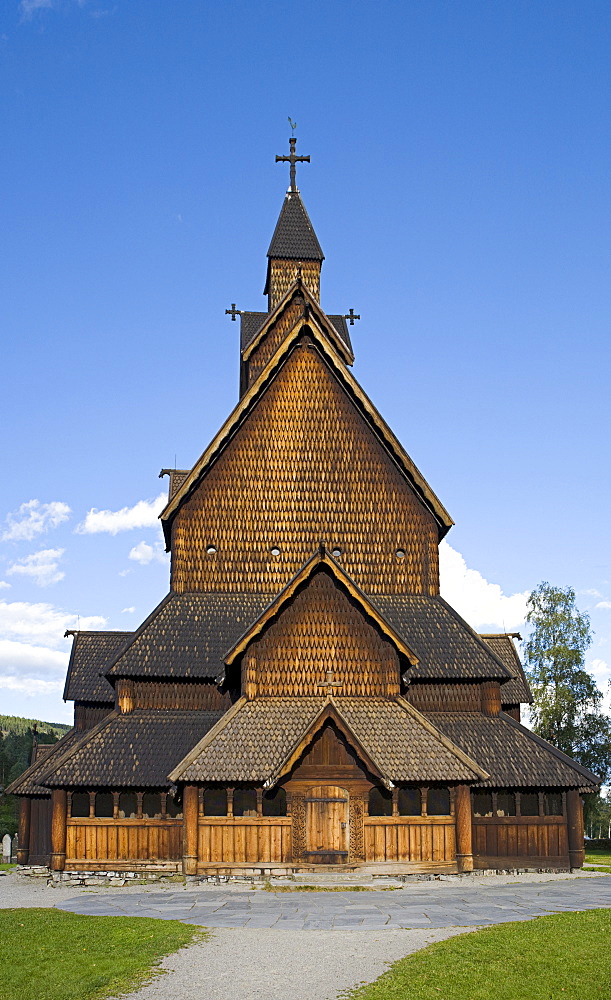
[56,874,611,929]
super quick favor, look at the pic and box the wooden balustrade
[66,818,182,864]
[363,817,455,863]
[197,817,292,865]
[472,816,568,862]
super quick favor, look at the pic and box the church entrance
[304,785,349,863]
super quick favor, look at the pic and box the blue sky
[1,0,610,724]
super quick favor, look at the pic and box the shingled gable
[480,633,533,705]
[169,695,488,787]
[242,279,354,365]
[223,546,420,671]
[240,310,353,355]
[63,631,133,702]
[161,312,453,544]
[6,728,82,796]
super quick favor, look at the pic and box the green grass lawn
[584,847,611,872]
[0,909,205,1000]
[342,909,611,1000]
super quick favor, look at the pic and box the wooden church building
[10,140,599,875]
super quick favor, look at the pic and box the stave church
[9,140,599,876]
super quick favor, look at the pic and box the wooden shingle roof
[107,592,271,679]
[427,712,600,791]
[480,634,533,705]
[63,632,132,703]
[240,309,352,355]
[6,728,80,796]
[170,696,487,786]
[375,596,513,681]
[41,710,224,788]
[267,191,324,261]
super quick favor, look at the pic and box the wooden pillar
[454,784,474,872]
[50,789,67,872]
[566,789,585,869]
[182,785,199,876]
[16,797,31,865]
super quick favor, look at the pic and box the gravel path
[118,926,474,1000]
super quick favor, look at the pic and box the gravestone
[2,834,11,863]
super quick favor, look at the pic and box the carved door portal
[304,785,349,863]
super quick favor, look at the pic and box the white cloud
[76,493,166,535]
[439,541,529,631]
[0,638,68,679]
[0,598,106,648]
[0,675,65,695]
[7,548,65,587]
[0,581,10,590]
[2,499,71,542]
[581,588,603,598]
[19,0,55,18]
[595,601,611,610]
[128,540,168,566]
[121,606,136,614]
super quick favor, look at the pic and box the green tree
[524,582,611,782]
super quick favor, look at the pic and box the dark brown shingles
[107,592,272,679]
[375,596,513,681]
[6,729,82,796]
[267,191,324,261]
[41,710,224,788]
[173,697,484,784]
[426,712,600,790]
[480,634,533,705]
[63,632,132,703]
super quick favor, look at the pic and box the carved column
[348,793,365,862]
[182,785,199,876]
[566,789,585,869]
[288,792,306,861]
[50,789,67,871]
[454,784,474,872]
[17,797,31,865]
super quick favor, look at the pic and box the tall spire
[265,137,324,311]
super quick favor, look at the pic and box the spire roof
[267,191,324,262]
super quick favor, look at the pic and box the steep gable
[170,338,445,596]
[233,564,409,698]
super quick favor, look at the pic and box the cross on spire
[276,137,310,192]
[318,669,343,695]
[225,303,242,321]
[342,308,360,326]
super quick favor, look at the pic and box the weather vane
[288,116,297,136]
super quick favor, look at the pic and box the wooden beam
[16,797,31,865]
[454,784,473,873]
[50,789,67,872]
[182,785,199,876]
[566,789,585,869]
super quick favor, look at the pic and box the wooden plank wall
[364,818,456,863]
[66,819,182,862]
[198,818,292,865]
[473,817,568,859]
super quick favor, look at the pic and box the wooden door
[305,785,349,862]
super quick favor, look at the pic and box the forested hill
[1,715,71,837]
[0,715,70,739]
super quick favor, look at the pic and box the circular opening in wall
[206,545,217,555]
[396,549,405,560]
[270,547,281,557]
[332,548,341,558]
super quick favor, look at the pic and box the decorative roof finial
[276,134,310,193]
